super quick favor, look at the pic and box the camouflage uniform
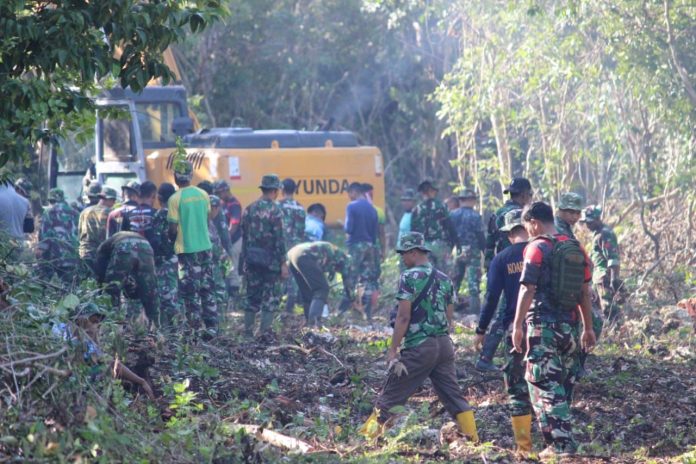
[95,232,160,326]
[150,208,180,325]
[279,197,306,314]
[78,189,115,276]
[554,192,584,240]
[449,203,485,308]
[410,198,454,274]
[240,176,286,335]
[37,189,80,281]
[178,251,218,328]
[208,197,230,311]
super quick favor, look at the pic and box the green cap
[259,174,282,190]
[395,231,431,253]
[71,302,108,321]
[580,205,602,222]
[499,208,524,232]
[87,182,102,197]
[48,188,65,202]
[457,188,477,200]
[209,194,221,207]
[99,186,118,200]
[400,188,416,201]
[558,192,584,211]
[123,180,141,194]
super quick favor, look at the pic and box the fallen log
[228,423,313,453]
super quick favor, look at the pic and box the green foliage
[0,0,227,169]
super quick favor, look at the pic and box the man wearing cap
[279,178,306,315]
[168,161,218,330]
[36,188,80,281]
[150,183,180,325]
[555,193,584,240]
[450,189,485,313]
[287,241,353,327]
[83,181,102,208]
[478,177,533,372]
[214,180,243,299]
[95,231,160,327]
[580,205,621,322]
[475,209,533,453]
[398,188,417,242]
[208,195,230,312]
[411,180,457,275]
[359,232,479,442]
[240,174,288,337]
[78,186,117,276]
[106,180,141,237]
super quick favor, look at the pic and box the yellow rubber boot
[511,414,533,453]
[358,411,384,440]
[456,410,479,443]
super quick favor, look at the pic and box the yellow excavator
[43,49,385,225]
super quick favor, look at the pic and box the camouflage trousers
[243,269,282,314]
[427,239,452,277]
[452,250,481,298]
[525,321,580,453]
[348,242,380,292]
[178,251,218,329]
[104,241,160,326]
[156,255,180,326]
[211,256,228,313]
[503,328,531,417]
[595,281,620,322]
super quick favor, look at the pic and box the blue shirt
[398,211,412,241]
[344,199,378,245]
[478,242,526,332]
[305,215,325,242]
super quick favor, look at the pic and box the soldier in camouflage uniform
[278,178,306,315]
[449,189,485,313]
[208,195,230,313]
[168,161,218,330]
[287,241,353,326]
[580,205,622,322]
[554,192,583,239]
[478,177,533,372]
[511,202,596,458]
[95,231,160,327]
[150,183,180,325]
[83,181,102,208]
[78,187,117,276]
[240,174,288,337]
[36,188,80,282]
[359,232,479,442]
[410,181,457,275]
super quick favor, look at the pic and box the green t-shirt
[167,186,212,254]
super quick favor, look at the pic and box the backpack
[545,235,586,311]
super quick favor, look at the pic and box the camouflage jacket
[37,201,79,260]
[485,199,524,262]
[590,225,620,283]
[554,216,576,240]
[279,198,306,249]
[449,206,485,250]
[396,263,455,349]
[411,198,455,245]
[213,211,232,253]
[95,231,154,283]
[78,204,111,259]
[241,198,286,272]
[209,217,229,262]
[150,208,176,262]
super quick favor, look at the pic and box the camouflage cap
[259,174,282,190]
[174,160,194,182]
[47,188,65,202]
[558,192,584,211]
[395,231,431,253]
[400,188,416,201]
[580,205,602,222]
[87,182,102,197]
[499,208,524,232]
[209,194,221,207]
[213,179,229,192]
[99,186,119,200]
[417,180,438,193]
[457,188,477,200]
[123,180,141,194]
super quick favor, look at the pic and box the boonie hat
[580,205,602,223]
[99,186,119,200]
[400,188,416,201]
[48,188,65,202]
[499,209,524,232]
[396,232,431,253]
[503,177,532,195]
[259,174,282,190]
[558,192,584,211]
